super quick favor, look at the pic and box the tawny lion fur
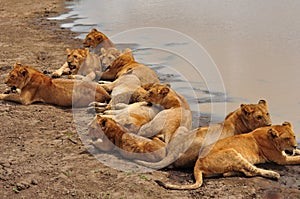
[52,48,101,81]
[83,28,115,52]
[157,122,300,190]
[88,115,166,162]
[0,63,110,107]
[136,100,272,169]
[137,83,192,144]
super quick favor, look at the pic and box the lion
[99,48,122,70]
[83,28,115,54]
[136,100,272,169]
[100,101,162,133]
[0,63,110,107]
[156,122,300,190]
[88,115,166,162]
[99,49,159,85]
[136,83,192,144]
[52,48,101,81]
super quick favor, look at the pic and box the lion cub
[83,28,115,54]
[88,115,166,162]
[52,48,101,81]
[99,49,159,85]
[137,83,192,144]
[157,122,300,190]
[0,63,110,107]
[136,100,272,169]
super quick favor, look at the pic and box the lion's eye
[257,115,262,120]
[266,112,269,116]
[10,75,15,79]
[88,37,91,41]
[73,55,78,58]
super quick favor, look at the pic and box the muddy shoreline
[0,0,299,198]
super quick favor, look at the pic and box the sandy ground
[0,0,299,198]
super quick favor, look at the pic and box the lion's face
[142,84,170,104]
[88,116,122,141]
[100,48,122,70]
[88,116,105,141]
[5,63,29,90]
[240,99,272,131]
[83,28,108,48]
[66,48,89,72]
[109,49,134,69]
[88,116,117,151]
[270,122,298,153]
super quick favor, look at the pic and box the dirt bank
[0,0,299,198]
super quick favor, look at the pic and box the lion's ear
[241,104,253,116]
[96,114,102,120]
[91,28,98,32]
[100,118,108,127]
[123,48,132,54]
[142,83,154,91]
[101,48,106,54]
[282,121,292,128]
[84,48,90,54]
[66,48,71,54]
[20,68,28,77]
[258,99,267,106]
[269,128,279,138]
[160,87,170,96]
[14,62,22,68]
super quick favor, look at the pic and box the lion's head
[83,28,110,48]
[100,48,122,70]
[65,48,89,73]
[142,83,171,104]
[238,99,272,131]
[268,122,298,154]
[88,115,119,151]
[103,48,134,75]
[5,63,30,91]
[88,115,125,143]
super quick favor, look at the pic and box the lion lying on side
[0,63,110,107]
[136,100,272,169]
[157,122,300,190]
[88,115,166,162]
[52,48,102,81]
[99,49,159,85]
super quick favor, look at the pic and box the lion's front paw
[51,72,61,78]
[0,93,7,100]
[68,75,76,79]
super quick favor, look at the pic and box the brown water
[51,0,300,141]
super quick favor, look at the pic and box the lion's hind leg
[119,133,166,162]
[222,149,280,180]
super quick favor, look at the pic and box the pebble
[31,179,38,185]
[16,181,30,190]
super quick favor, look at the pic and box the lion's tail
[135,153,178,169]
[135,126,194,169]
[155,168,204,190]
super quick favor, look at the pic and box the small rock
[16,181,30,190]
[31,179,38,185]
